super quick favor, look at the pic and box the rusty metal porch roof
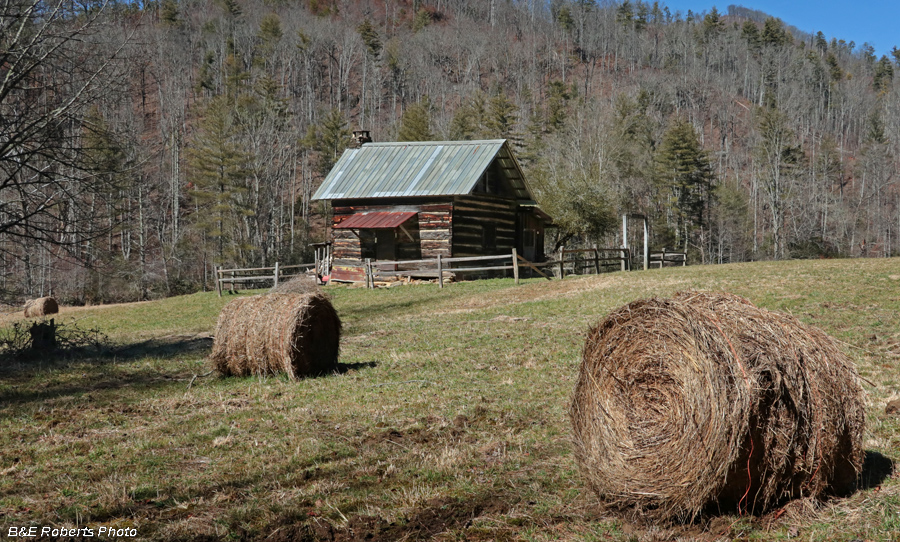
[311,140,533,201]
[333,211,417,229]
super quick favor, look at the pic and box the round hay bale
[270,274,319,295]
[23,297,59,318]
[570,291,865,521]
[209,293,341,379]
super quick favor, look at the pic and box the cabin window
[474,168,501,195]
[482,224,497,251]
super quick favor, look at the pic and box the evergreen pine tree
[256,13,283,66]
[397,98,433,141]
[546,80,570,132]
[357,19,382,58]
[449,92,487,140]
[187,98,254,266]
[160,0,181,27]
[873,56,894,93]
[484,92,519,142]
[302,108,351,177]
[655,118,715,251]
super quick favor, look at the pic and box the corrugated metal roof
[311,140,534,201]
[333,211,416,229]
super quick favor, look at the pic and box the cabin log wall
[451,195,517,257]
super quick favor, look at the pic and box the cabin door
[375,229,396,261]
[522,230,536,261]
[519,214,538,261]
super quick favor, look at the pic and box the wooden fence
[215,245,680,294]
[649,249,688,268]
[556,248,632,274]
[363,250,539,289]
[363,247,632,288]
[215,262,316,296]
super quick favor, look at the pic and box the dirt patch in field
[269,495,516,542]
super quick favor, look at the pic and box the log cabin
[312,134,552,282]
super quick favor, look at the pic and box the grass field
[1,259,899,541]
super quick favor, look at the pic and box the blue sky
[661,1,899,56]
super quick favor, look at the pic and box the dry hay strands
[23,297,59,318]
[209,293,341,379]
[270,274,319,295]
[570,291,865,521]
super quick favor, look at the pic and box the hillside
[1,0,899,305]
[1,259,898,540]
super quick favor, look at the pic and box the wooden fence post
[215,265,222,297]
[437,254,444,289]
[558,246,565,280]
[314,249,321,285]
[593,248,601,275]
[274,262,280,288]
[643,217,649,271]
[365,258,372,289]
[230,270,235,294]
[512,248,519,285]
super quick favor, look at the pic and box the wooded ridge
[1,0,897,303]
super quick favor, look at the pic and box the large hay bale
[209,293,341,379]
[570,291,865,521]
[23,297,59,317]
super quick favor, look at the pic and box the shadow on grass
[859,450,895,490]
[0,335,216,410]
[109,334,213,362]
[0,334,213,372]
[0,319,378,411]
[0,367,196,412]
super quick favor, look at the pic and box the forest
[1,0,898,304]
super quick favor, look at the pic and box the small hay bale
[209,293,341,379]
[570,291,865,521]
[23,297,59,317]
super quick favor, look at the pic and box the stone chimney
[350,130,372,148]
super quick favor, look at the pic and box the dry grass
[0,258,898,541]
[570,291,865,521]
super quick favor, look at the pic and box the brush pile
[210,293,341,379]
[23,297,59,317]
[570,291,865,520]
